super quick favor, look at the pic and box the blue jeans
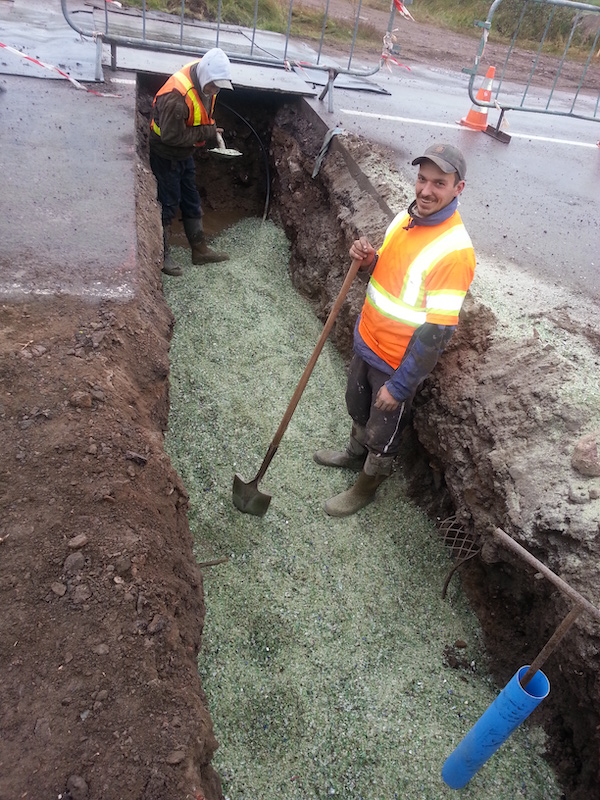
[149,152,202,226]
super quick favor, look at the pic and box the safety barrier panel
[463,0,600,142]
[60,0,413,110]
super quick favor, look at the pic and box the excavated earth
[2,33,600,800]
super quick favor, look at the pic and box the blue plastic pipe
[442,666,550,789]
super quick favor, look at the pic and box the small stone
[454,639,468,649]
[64,551,85,574]
[572,431,600,477]
[68,534,88,549]
[51,581,67,597]
[66,774,89,800]
[92,643,109,656]
[148,614,165,635]
[114,556,131,575]
[166,750,186,765]
[73,584,92,603]
[568,484,590,505]
[69,391,92,409]
[125,450,148,465]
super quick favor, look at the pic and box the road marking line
[339,109,599,148]
[339,110,461,130]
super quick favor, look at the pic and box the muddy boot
[314,427,367,472]
[161,225,183,277]
[323,453,394,517]
[183,217,229,265]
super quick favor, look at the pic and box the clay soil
[1,9,600,800]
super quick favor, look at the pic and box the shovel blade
[232,473,272,517]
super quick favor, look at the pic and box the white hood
[195,48,233,93]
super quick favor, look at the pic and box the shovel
[233,258,363,516]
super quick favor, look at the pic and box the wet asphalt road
[1,0,598,303]
[308,62,600,303]
[0,73,138,299]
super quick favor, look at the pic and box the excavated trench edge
[137,86,599,800]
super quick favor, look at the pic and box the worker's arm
[154,91,218,148]
[375,323,456,410]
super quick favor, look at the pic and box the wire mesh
[438,515,481,598]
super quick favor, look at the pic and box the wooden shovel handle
[254,258,363,483]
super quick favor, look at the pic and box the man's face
[414,160,465,217]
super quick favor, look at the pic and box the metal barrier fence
[464,0,600,141]
[60,0,413,109]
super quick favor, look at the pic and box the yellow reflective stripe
[426,288,467,314]
[403,225,473,306]
[151,120,160,135]
[367,223,472,324]
[366,281,426,326]
[174,70,203,125]
[381,211,410,248]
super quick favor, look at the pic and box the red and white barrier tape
[392,0,415,22]
[381,52,411,71]
[0,41,121,97]
[381,30,411,71]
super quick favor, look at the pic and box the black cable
[219,101,271,223]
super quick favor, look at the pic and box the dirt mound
[0,165,221,800]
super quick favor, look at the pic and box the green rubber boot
[183,217,229,265]
[323,471,386,517]
[161,225,183,277]
[323,454,393,518]
[313,427,367,472]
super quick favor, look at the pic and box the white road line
[339,109,600,149]
[339,110,462,130]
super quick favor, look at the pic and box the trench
[137,76,599,800]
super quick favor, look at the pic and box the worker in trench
[149,48,234,277]
[314,143,476,517]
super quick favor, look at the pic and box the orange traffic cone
[459,66,495,131]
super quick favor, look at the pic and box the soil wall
[0,117,222,800]
[268,97,600,800]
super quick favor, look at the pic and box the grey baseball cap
[412,143,467,181]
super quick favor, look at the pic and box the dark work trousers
[149,151,202,227]
[345,353,412,458]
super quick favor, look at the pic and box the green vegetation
[163,218,561,800]
[414,0,600,52]
[125,0,382,46]
[122,0,600,57]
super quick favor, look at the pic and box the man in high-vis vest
[314,143,476,517]
[149,48,234,277]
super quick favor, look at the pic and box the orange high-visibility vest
[151,61,216,137]
[358,209,476,369]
